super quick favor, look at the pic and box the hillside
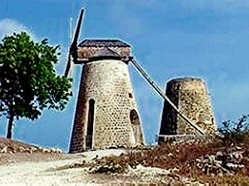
[0,137,249,185]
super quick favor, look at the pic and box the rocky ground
[0,137,249,185]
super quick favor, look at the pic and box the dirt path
[0,158,87,185]
[0,149,127,185]
[0,138,196,185]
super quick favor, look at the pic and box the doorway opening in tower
[86,99,95,149]
[130,109,143,144]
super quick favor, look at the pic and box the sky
[0,0,249,151]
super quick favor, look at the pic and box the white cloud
[0,19,35,40]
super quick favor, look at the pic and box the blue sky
[0,0,249,150]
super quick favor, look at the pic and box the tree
[218,114,249,145]
[0,32,72,139]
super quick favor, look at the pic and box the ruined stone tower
[69,39,144,153]
[159,77,216,142]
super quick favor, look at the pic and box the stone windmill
[66,9,215,153]
[65,9,144,153]
[158,77,217,144]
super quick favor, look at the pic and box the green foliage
[0,32,72,137]
[218,114,249,144]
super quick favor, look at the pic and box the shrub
[218,114,249,145]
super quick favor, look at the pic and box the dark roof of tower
[168,77,203,84]
[92,47,121,58]
[79,39,130,47]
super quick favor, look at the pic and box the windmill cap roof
[79,39,131,47]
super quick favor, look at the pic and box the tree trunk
[6,114,14,139]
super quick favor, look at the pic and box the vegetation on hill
[218,114,249,145]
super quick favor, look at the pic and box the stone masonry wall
[159,77,216,139]
[69,59,144,153]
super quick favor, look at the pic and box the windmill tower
[66,10,144,153]
[158,77,217,143]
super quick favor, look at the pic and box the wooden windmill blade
[64,8,84,78]
[129,57,206,136]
